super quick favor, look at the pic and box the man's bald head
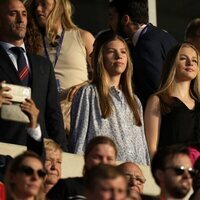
[118,162,146,195]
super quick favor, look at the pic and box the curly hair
[24,0,43,55]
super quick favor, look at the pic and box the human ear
[121,15,131,25]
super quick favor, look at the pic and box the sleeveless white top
[44,29,88,91]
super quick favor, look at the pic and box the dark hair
[85,164,126,191]
[5,151,43,177]
[185,18,200,40]
[84,136,117,160]
[193,157,200,192]
[5,151,44,200]
[159,44,182,88]
[24,0,43,55]
[0,155,12,182]
[194,157,200,170]
[109,0,148,24]
[0,0,23,5]
[151,145,189,185]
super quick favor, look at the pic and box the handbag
[0,83,31,123]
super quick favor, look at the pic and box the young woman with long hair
[24,0,95,136]
[70,30,150,165]
[145,42,200,159]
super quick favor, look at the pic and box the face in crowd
[175,45,199,82]
[103,38,128,79]
[85,143,117,170]
[108,6,119,33]
[91,174,127,200]
[9,156,46,199]
[118,162,146,199]
[35,0,54,28]
[107,4,129,39]
[158,153,194,199]
[86,164,128,200]
[0,0,27,44]
[44,147,62,188]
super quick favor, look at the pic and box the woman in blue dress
[70,30,150,165]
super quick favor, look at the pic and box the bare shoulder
[146,95,161,112]
[147,95,160,105]
[79,28,95,44]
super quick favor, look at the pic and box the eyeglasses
[17,165,46,179]
[124,173,146,184]
[164,166,197,178]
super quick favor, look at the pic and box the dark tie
[10,47,30,86]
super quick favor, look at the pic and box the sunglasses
[164,166,197,177]
[17,165,46,178]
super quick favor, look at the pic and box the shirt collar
[132,24,147,46]
[110,86,121,95]
[0,41,26,53]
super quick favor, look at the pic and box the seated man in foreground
[151,145,195,200]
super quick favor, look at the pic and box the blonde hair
[46,0,77,44]
[156,42,200,114]
[92,30,141,126]
[44,138,63,154]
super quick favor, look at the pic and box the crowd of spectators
[0,0,200,199]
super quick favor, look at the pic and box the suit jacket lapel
[27,53,42,99]
[0,45,21,84]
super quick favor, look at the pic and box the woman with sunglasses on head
[70,30,150,165]
[5,151,46,200]
[145,42,200,159]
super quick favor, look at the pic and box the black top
[47,177,86,200]
[158,97,200,148]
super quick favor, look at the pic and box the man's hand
[0,81,12,107]
[20,98,39,128]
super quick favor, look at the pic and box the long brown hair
[24,0,43,54]
[156,42,200,114]
[92,30,141,126]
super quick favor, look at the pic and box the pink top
[188,146,200,166]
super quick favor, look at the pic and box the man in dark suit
[109,0,177,108]
[0,0,67,152]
